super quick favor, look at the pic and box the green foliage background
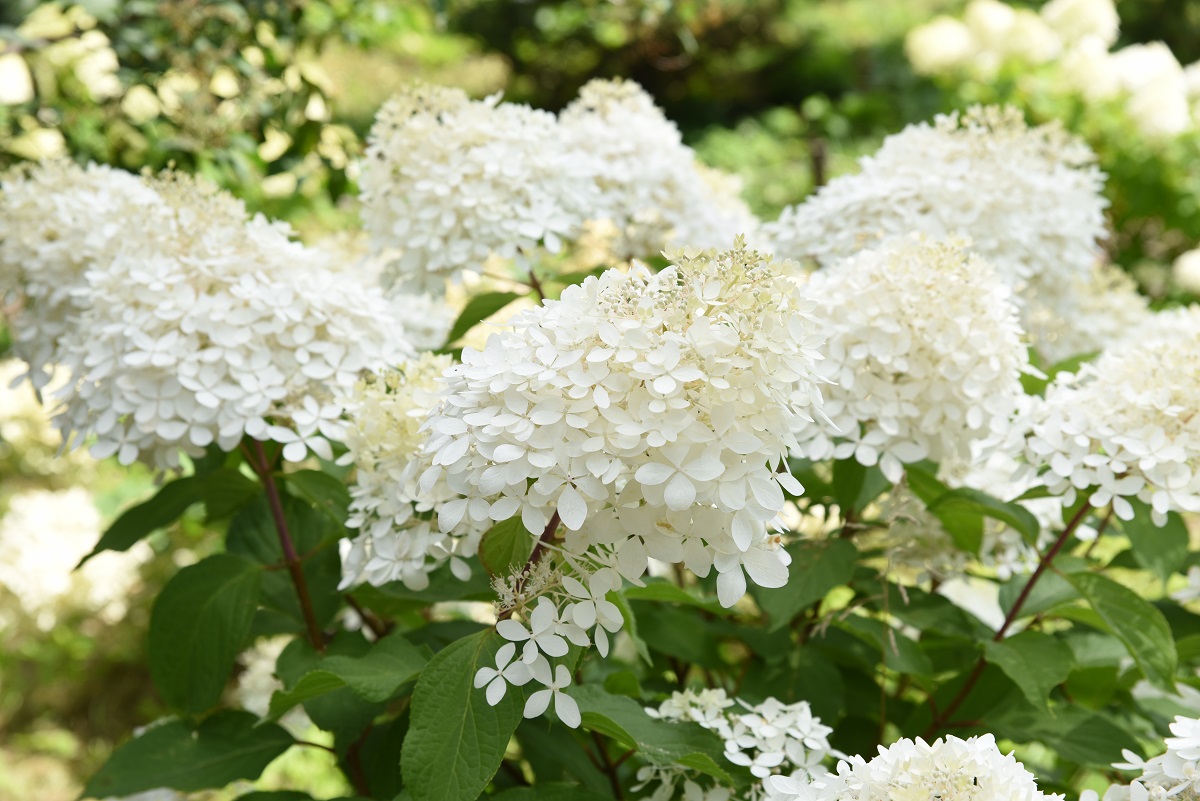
[2,1,1199,799]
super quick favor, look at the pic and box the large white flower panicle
[1098,716,1200,801]
[770,733,1062,801]
[447,240,827,723]
[558,78,757,258]
[1017,306,1200,524]
[640,689,837,800]
[793,237,1031,482]
[337,352,488,592]
[360,83,599,294]
[428,239,826,603]
[760,106,1107,293]
[51,172,412,469]
[0,159,166,389]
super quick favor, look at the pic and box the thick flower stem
[248,439,326,653]
[921,500,1093,738]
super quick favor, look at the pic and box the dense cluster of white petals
[0,160,164,389]
[773,733,1062,801]
[642,689,836,800]
[1022,261,1151,363]
[760,106,1107,295]
[906,0,1200,140]
[360,84,598,294]
[427,240,826,607]
[43,174,411,469]
[337,353,488,591]
[793,238,1031,482]
[0,488,148,630]
[559,78,757,258]
[1017,306,1200,523]
[1100,716,1200,801]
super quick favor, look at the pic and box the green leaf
[443,291,522,347]
[929,488,1042,552]
[401,630,525,801]
[268,633,431,720]
[999,569,1078,619]
[832,459,888,514]
[79,476,202,566]
[150,554,262,713]
[984,631,1074,711]
[612,591,652,665]
[754,539,857,630]
[568,685,743,786]
[337,713,408,800]
[622,579,729,614]
[284,469,352,525]
[1123,500,1189,582]
[275,633,386,739]
[837,616,933,678]
[478,516,535,577]
[202,467,260,522]
[83,710,293,797]
[1067,572,1177,692]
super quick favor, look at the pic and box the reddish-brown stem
[247,439,326,653]
[922,501,1093,737]
[591,731,626,800]
[497,512,561,621]
[345,593,391,639]
[344,722,374,797]
[527,268,546,301]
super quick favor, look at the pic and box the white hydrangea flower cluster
[0,487,149,631]
[642,689,836,800]
[761,106,1107,295]
[0,159,164,389]
[1017,306,1200,524]
[1099,716,1200,801]
[907,0,1200,140]
[360,84,600,294]
[338,352,489,592]
[428,240,826,602]
[559,78,757,258]
[1175,249,1200,296]
[769,733,1062,801]
[792,238,1031,482]
[360,80,756,293]
[40,172,411,469]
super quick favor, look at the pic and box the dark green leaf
[83,710,292,797]
[150,554,262,713]
[621,579,728,614]
[284,469,352,525]
[401,630,525,801]
[568,685,743,786]
[929,488,1041,551]
[478,516,535,577]
[275,633,385,739]
[836,616,933,678]
[984,631,1074,711]
[202,467,260,522]
[80,476,202,566]
[1123,500,1189,582]
[612,591,652,665]
[1067,572,1177,691]
[443,292,522,347]
[998,569,1078,619]
[832,459,888,514]
[755,539,857,630]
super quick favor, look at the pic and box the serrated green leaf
[443,291,522,347]
[984,631,1074,711]
[755,539,857,630]
[1067,572,1177,692]
[1123,499,1189,582]
[621,579,729,614]
[478,516,534,577]
[568,685,744,786]
[401,630,524,801]
[83,711,292,797]
[150,554,262,713]
[80,476,202,566]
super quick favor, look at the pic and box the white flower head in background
[1023,260,1151,363]
[761,105,1108,294]
[559,78,757,258]
[793,237,1031,482]
[0,159,166,389]
[1040,0,1120,47]
[1017,305,1200,523]
[360,83,599,294]
[0,487,148,630]
[905,16,977,76]
[1173,249,1200,295]
[795,733,1064,801]
[1103,716,1200,801]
